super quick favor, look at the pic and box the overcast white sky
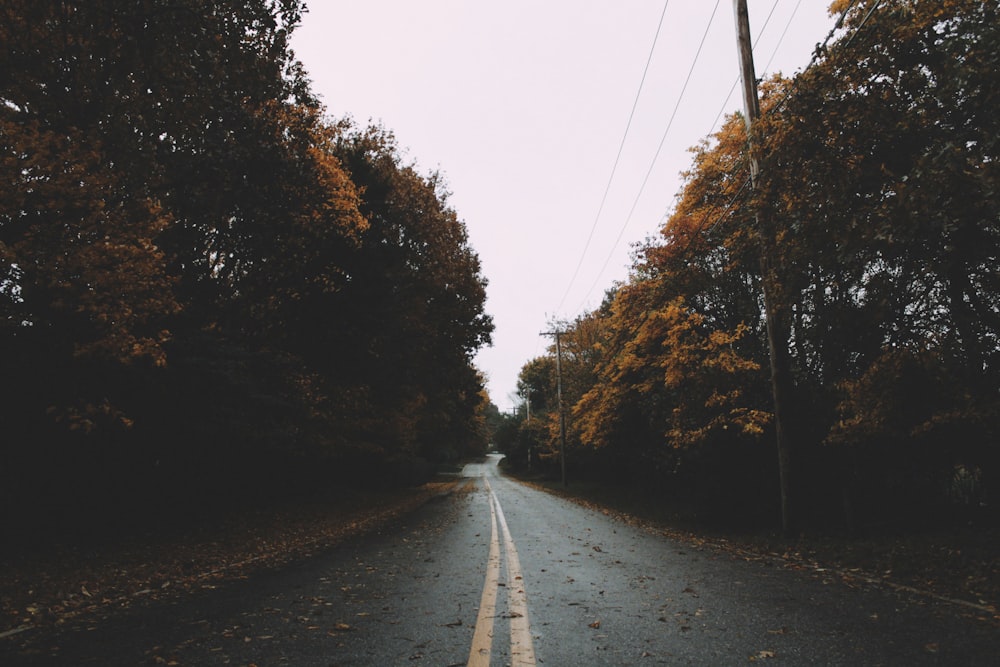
[292,1,839,411]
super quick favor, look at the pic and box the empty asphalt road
[3,454,998,665]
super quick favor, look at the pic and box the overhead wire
[763,0,804,74]
[554,0,673,315]
[684,0,870,247]
[845,0,883,46]
[565,0,880,367]
[522,0,877,405]
[572,0,832,317]
[574,0,806,316]
[701,0,802,160]
[572,0,723,315]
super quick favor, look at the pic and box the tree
[0,0,496,528]
[0,121,177,367]
[756,0,1000,521]
[327,124,493,463]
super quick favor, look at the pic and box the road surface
[2,454,997,665]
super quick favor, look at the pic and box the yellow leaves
[728,408,772,436]
[47,399,133,434]
[827,0,854,16]
[576,286,768,453]
[306,138,368,243]
[3,119,180,367]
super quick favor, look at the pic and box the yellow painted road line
[469,478,537,666]
[468,479,501,667]
[493,492,536,666]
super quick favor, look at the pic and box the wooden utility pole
[734,0,761,181]
[525,394,532,472]
[733,0,796,535]
[541,329,568,487]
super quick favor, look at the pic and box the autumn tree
[498,356,556,472]
[0,1,495,528]
[325,124,493,465]
[755,0,1000,522]
[0,119,179,449]
[0,0,341,521]
[570,275,770,507]
[532,0,1000,529]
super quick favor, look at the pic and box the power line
[555,0,673,315]
[562,0,873,324]
[845,0,882,46]
[762,0,804,74]
[573,0,724,315]
[677,0,871,250]
[573,0,848,318]
[578,0,804,314]
[703,0,797,196]
[563,0,880,363]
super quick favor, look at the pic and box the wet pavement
[3,455,998,665]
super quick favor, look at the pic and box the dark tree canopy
[0,1,494,528]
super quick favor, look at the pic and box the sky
[291,1,840,411]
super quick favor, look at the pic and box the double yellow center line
[468,478,536,666]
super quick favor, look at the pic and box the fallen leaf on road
[589,620,601,629]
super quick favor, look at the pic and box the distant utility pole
[733,0,796,535]
[540,329,568,488]
[525,395,532,472]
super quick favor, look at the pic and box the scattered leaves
[750,649,776,661]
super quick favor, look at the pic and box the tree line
[0,0,494,530]
[498,0,998,532]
